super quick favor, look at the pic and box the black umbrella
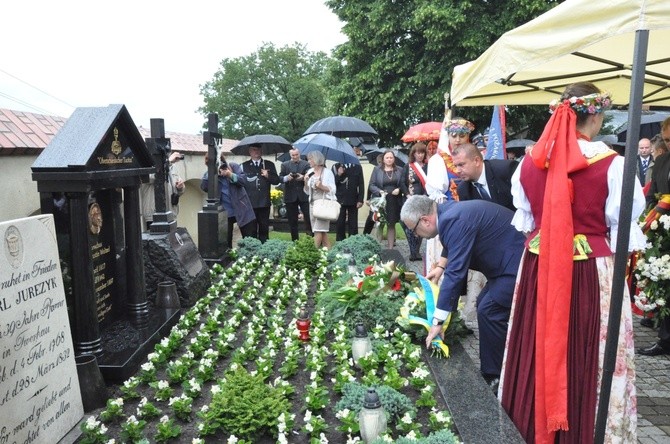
[365,148,408,168]
[505,138,535,149]
[303,115,378,138]
[616,112,670,142]
[231,134,292,155]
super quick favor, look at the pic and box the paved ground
[392,238,670,443]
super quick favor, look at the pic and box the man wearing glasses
[401,194,525,389]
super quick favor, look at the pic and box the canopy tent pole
[594,28,648,444]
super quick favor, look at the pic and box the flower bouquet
[397,275,469,358]
[332,261,406,319]
[634,195,670,321]
[270,188,284,207]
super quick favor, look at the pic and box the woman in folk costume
[400,142,429,262]
[425,118,483,324]
[499,82,646,444]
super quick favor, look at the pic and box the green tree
[200,43,331,141]
[325,0,560,146]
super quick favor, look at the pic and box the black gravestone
[31,104,180,381]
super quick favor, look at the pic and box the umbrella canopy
[231,134,292,156]
[617,111,670,141]
[505,138,535,149]
[303,115,378,138]
[401,121,442,143]
[364,148,409,168]
[293,133,360,165]
[450,0,670,107]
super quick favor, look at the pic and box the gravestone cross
[145,118,176,234]
[197,113,227,264]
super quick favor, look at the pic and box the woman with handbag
[369,150,404,249]
[400,143,428,261]
[304,151,337,249]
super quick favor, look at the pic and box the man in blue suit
[401,195,525,387]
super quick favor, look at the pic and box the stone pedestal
[143,227,211,308]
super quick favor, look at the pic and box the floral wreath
[446,118,475,135]
[549,92,612,115]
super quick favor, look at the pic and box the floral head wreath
[549,92,613,115]
[446,118,475,135]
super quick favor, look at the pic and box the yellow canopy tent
[450,0,670,107]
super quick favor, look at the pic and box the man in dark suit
[639,117,670,356]
[241,144,280,242]
[279,148,311,241]
[333,162,365,241]
[452,143,518,212]
[401,195,525,386]
[637,137,653,186]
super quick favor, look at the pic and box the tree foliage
[200,43,331,141]
[325,0,561,146]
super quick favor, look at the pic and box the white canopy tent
[450,0,670,107]
[448,1,670,442]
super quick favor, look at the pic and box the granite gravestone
[31,105,180,381]
[0,215,84,444]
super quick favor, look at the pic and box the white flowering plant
[635,209,670,321]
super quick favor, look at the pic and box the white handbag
[312,198,341,221]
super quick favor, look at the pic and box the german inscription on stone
[0,215,83,444]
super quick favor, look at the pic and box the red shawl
[529,104,588,444]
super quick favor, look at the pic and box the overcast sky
[1,0,346,134]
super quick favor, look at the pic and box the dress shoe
[638,343,670,356]
[409,255,422,262]
[640,317,655,328]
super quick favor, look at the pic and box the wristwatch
[432,318,445,326]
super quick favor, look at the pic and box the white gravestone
[0,215,83,444]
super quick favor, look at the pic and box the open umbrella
[293,133,360,165]
[505,138,535,149]
[364,147,409,168]
[231,134,292,156]
[448,1,670,439]
[401,122,442,143]
[303,115,378,138]
[617,112,670,141]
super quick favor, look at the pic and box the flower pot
[156,281,181,309]
[76,354,109,412]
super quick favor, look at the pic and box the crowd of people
[155,80,670,444]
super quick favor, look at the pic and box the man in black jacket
[639,117,670,356]
[452,143,518,212]
[241,144,280,242]
[279,148,312,241]
[333,162,365,241]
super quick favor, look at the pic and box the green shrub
[200,367,290,440]
[327,234,381,267]
[257,239,292,263]
[236,237,263,258]
[282,235,321,274]
[335,382,415,424]
[371,429,460,444]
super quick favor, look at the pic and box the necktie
[642,158,649,176]
[254,161,260,168]
[474,182,491,200]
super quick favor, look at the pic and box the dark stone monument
[142,119,210,307]
[31,104,180,381]
[197,113,228,266]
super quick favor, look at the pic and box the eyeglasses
[410,217,423,237]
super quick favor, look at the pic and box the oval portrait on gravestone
[89,202,103,235]
[4,224,24,268]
